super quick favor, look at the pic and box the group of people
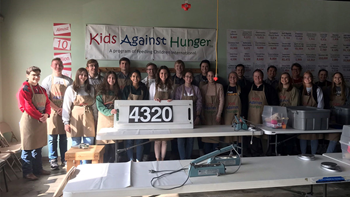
[17,56,347,180]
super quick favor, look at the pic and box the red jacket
[17,81,51,120]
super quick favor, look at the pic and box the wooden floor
[1,157,350,197]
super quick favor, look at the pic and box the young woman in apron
[123,70,149,162]
[298,71,324,155]
[18,66,51,180]
[200,71,224,154]
[41,58,73,170]
[325,72,350,153]
[62,68,98,164]
[149,66,174,161]
[96,71,120,162]
[277,72,299,155]
[224,72,242,146]
[175,71,202,159]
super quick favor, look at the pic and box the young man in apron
[117,57,132,91]
[291,63,303,89]
[246,69,279,156]
[86,59,104,90]
[41,58,73,170]
[17,66,51,180]
[264,65,279,89]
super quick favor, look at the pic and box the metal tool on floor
[188,145,241,177]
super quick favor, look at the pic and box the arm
[42,88,51,116]
[316,87,324,109]
[149,83,155,100]
[216,84,225,118]
[96,94,112,116]
[20,85,43,120]
[62,86,74,125]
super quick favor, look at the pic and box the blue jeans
[326,141,338,153]
[300,139,318,155]
[21,148,43,177]
[71,137,94,164]
[126,139,144,161]
[48,134,67,162]
[203,143,219,154]
[177,138,194,159]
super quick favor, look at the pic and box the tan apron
[298,89,323,140]
[224,86,241,143]
[181,85,197,117]
[20,84,48,150]
[325,93,344,141]
[279,88,293,107]
[68,95,95,138]
[47,75,67,135]
[199,80,208,90]
[202,83,220,143]
[96,94,117,144]
[153,85,172,141]
[248,85,267,125]
[117,76,131,91]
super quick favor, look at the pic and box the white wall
[1,0,350,155]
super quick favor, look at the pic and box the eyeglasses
[147,69,155,71]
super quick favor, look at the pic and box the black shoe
[50,160,59,170]
[61,161,67,167]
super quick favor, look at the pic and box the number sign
[129,106,173,123]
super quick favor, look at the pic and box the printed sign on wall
[53,23,71,36]
[62,67,72,78]
[85,25,216,61]
[53,38,71,51]
[54,53,72,66]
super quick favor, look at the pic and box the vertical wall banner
[53,23,71,36]
[53,37,71,51]
[54,53,72,66]
[62,67,72,78]
[85,25,216,61]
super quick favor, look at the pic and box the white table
[323,153,350,166]
[63,155,350,197]
[261,127,342,155]
[97,125,263,161]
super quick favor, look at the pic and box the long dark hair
[73,68,91,93]
[156,65,173,90]
[302,71,314,95]
[331,72,346,101]
[278,72,293,92]
[98,71,120,98]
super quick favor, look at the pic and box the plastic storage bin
[287,106,330,130]
[332,106,350,125]
[340,125,350,160]
[262,106,288,129]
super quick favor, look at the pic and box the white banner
[85,25,216,61]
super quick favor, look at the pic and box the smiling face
[267,67,276,79]
[107,73,116,87]
[200,63,209,76]
[87,62,98,77]
[79,70,88,85]
[280,74,290,86]
[130,72,141,86]
[253,71,263,86]
[51,60,63,74]
[146,65,156,79]
[228,72,238,86]
[184,72,193,85]
[291,65,301,79]
[333,73,342,86]
[174,63,184,75]
[236,66,244,78]
[159,69,169,83]
[27,71,41,85]
[318,71,328,82]
[207,71,214,83]
[303,73,312,86]
[120,60,130,73]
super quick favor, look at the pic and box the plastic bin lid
[340,140,350,146]
[287,106,330,113]
[334,106,350,110]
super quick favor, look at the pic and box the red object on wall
[182,3,191,11]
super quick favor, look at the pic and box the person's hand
[57,108,62,116]
[167,99,172,102]
[39,113,48,123]
[154,98,161,102]
[216,116,221,124]
[111,109,117,114]
[65,124,71,133]
[194,116,201,125]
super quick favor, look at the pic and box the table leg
[3,166,8,192]
[99,155,104,163]
[323,184,327,197]
[275,135,278,156]
[241,136,244,157]
[114,141,119,163]
[92,160,98,164]
[74,160,81,167]
[67,160,73,171]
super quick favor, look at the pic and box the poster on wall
[53,38,71,51]
[85,25,216,61]
[62,67,72,78]
[53,23,71,37]
[226,29,350,83]
[54,53,72,66]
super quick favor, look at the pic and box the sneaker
[50,160,59,170]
